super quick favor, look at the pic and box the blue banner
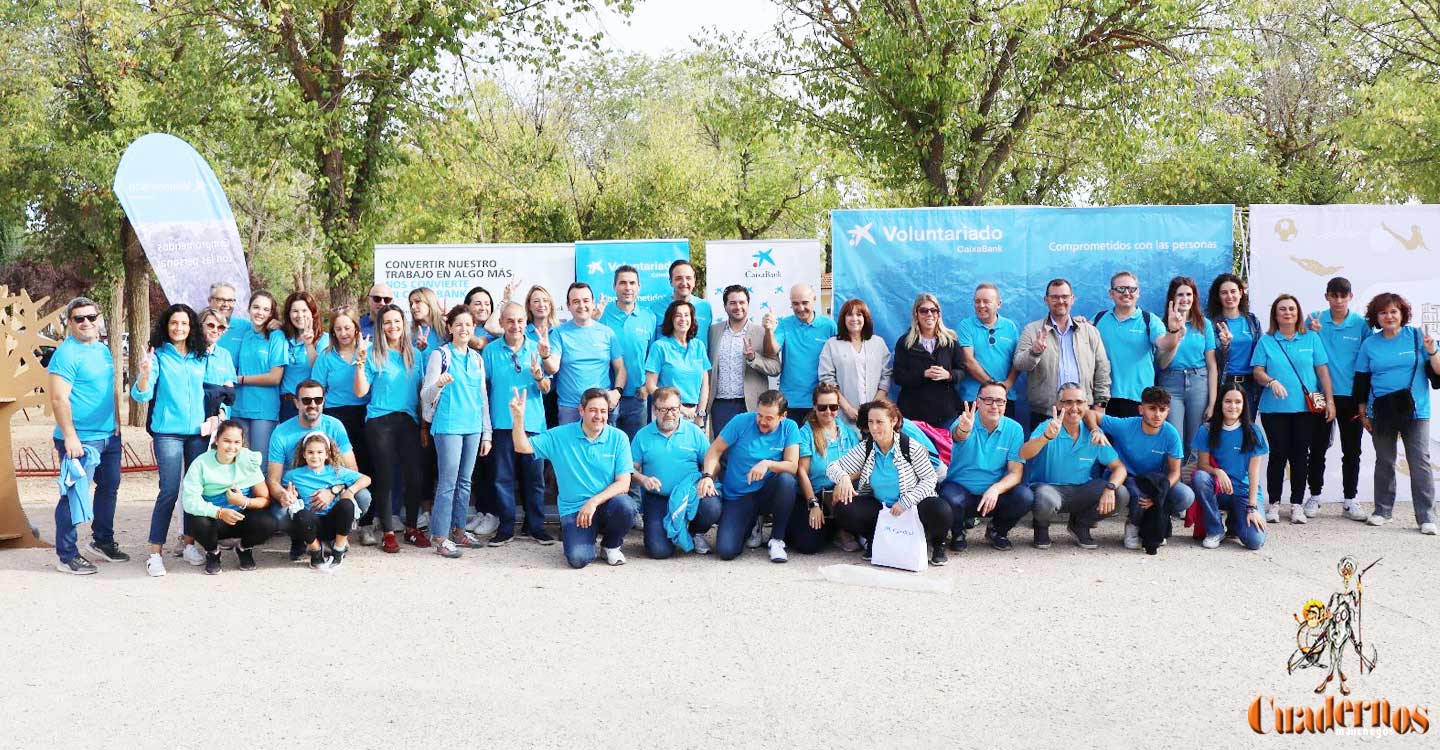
[574,239,689,310]
[113,133,250,310]
[832,206,1234,348]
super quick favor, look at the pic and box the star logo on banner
[746,286,755,295]
[751,249,776,267]
[773,285,784,294]
[586,260,603,275]
[847,222,875,246]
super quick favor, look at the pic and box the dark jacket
[892,333,964,428]
[1133,472,1172,555]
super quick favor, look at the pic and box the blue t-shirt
[650,296,714,354]
[130,343,206,436]
[219,313,250,361]
[944,416,1024,494]
[798,421,861,492]
[1164,318,1216,371]
[631,420,710,496]
[773,315,838,407]
[363,347,421,421]
[1219,313,1260,377]
[644,335,712,404]
[1310,311,1370,397]
[49,337,116,441]
[530,422,633,516]
[281,464,362,516]
[1355,327,1432,420]
[553,321,622,408]
[956,316,1021,400]
[869,442,903,507]
[267,414,354,469]
[1100,415,1183,476]
[598,304,657,398]
[412,325,445,355]
[309,347,368,408]
[717,413,801,499]
[1025,420,1119,486]
[281,333,330,395]
[483,337,547,433]
[1251,331,1329,414]
[232,327,286,420]
[429,344,490,436]
[1194,423,1268,500]
[1094,309,1165,401]
[203,346,237,387]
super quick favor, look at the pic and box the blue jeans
[560,495,637,568]
[1157,367,1208,459]
[938,481,1034,538]
[711,398,747,437]
[232,417,276,464]
[641,489,722,558]
[432,433,480,537]
[492,430,548,537]
[148,434,208,545]
[616,394,648,440]
[1123,476,1195,523]
[52,435,121,562]
[1190,471,1266,550]
[715,472,798,560]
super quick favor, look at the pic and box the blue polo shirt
[799,421,861,492]
[483,337,547,433]
[774,314,839,408]
[1356,327,1432,420]
[1026,419,1119,485]
[1194,423,1268,500]
[267,414,354,468]
[1251,331,1329,414]
[231,327,287,419]
[599,304,657,398]
[49,337,116,442]
[203,347,237,386]
[956,315,1020,400]
[718,412,801,499]
[281,464,362,515]
[1095,309,1164,400]
[1311,311,1370,397]
[1219,313,1260,376]
[644,335,712,404]
[428,344,489,436]
[130,343,206,436]
[944,416,1023,494]
[530,422,633,515]
[363,347,421,421]
[1100,415,1182,476]
[219,313,250,360]
[1164,319,1216,372]
[631,420,710,496]
[309,347,368,408]
[869,442,903,507]
[650,296,713,353]
[553,320,621,408]
[281,333,330,395]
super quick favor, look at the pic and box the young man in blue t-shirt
[1099,386,1194,550]
[698,390,802,562]
[1304,276,1370,520]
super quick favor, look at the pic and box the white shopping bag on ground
[870,505,927,572]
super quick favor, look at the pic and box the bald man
[762,283,837,425]
[358,283,396,338]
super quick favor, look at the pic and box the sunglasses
[371,295,393,304]
[813,403,840,412]
[71,313,99,323]
[986,327,997,345]
[916,307,940,315]
[1111,286,1138,295]
[297,396,325,406]
[507,349,523,373]
[204,321,228,331]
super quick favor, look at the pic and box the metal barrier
[14,441,158,477]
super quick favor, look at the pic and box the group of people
[45,261,1440,575]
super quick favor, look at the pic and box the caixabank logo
[1248,557,1430,737]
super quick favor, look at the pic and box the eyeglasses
[916,307,939,315]
[298,396,325,405]
[209,297,237,305]
[371,295,393,304]
[656,406,682,415]
[977,396,1007,406]
[1058,399,1088,407]
[204,322,228,331]
[1111,286,1138,295]
[1046,294,1073,301]
[71,313,99,323]
[814,404,840,412]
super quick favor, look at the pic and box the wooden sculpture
[0,286,63,548]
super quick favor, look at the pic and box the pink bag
[913,421,952,467]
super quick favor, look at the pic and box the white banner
[704,239,823,324]
[374,243,576,314]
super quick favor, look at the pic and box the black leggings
[289,499,356,545]
[363,412,423,532]
[833,494,952,546]
[185,511,278,552]
[325,405,371,474]
[1262,411,1319,505]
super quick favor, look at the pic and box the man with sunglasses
[1021,384,1129,550]
[357,282,396,338]
[208,282,248,353]
[957,283,1021,416]
[265,380,371,555]
[483,302,555,545]
[48,297,129,574]
[1015,278,1112,429]
[1092,271,1181,418]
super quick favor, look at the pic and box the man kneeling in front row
[1021,383,1129,550]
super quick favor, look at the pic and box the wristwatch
[1104,481,1118,491]
[700,472,713,481]
[807,498,821,509]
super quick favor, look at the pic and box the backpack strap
[1093,309,1108,325]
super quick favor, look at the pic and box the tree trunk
[121,219,151,427]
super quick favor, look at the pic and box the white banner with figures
[1250,204,1440,444]
[374,243,577,313]
[704,239,824,324]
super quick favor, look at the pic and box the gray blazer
[817,337,893,419]
[707,321,781,411]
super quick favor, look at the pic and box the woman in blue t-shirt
[278,291,328,421]
[420,305,493,558]
[310,307,370,500]
[796,384,860,554]
[1207,273,1263,420]
[355,304,426,552]
[1190,383,1268,551]
[1157,276,1217,460]
[231,290,286,463]
[643,300,712,425]
[1353,292,1439,534]
[280,432,371,569]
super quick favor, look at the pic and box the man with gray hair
[48,297,129,574]
[762,283,837,425]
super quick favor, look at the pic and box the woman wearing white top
[818,298,893,425]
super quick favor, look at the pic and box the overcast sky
[586,0,782,56]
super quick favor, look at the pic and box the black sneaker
[289,539,306,562]
[962,514,979,530]
[860,541,873,561]
[985,523,1013,551]
[532,530,556,546]
[56,556,98,575]
[948,532,967,552]
[487,532,514,547]
[236,546,257,571]
[86,540,130,562]
[1067,517,1099,549]
[328,547,347,569]
[1032,525,1052,550]
[929,546,948,566]
[204,552,222,575]
[309,549,328,570]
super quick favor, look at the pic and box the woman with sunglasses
[818,298,892,425]
[231,290,287,460]
[892,293,964,445]
[797,383,860,552]
[199,308,237,423]
[278,291,328,421]
[355,303,426,552]
[642,300,712,426]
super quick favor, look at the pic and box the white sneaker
[357,526,378,546]
[1201,534,1224,549]
[1265,504,1280,523]
[464,511,479,530]
[181,543,206,566]
[416,511,430,530]
[475,513,500,536]
[768,538,788,563]
[1343,503,1368,522]
[604,546,626,566]
[1290,504,1308,524]
[1303,497,1321,518]
[1420,522,1437,535]
[145,553,167,577]
[1367,514,1387,527]
[692,533,711,555]
[746,519,765,549]
[1122,522,1141,550]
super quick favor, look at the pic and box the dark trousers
[715,473,799,560]
[711,398,747,437]
[938,480,1035,537]
[1221,374,1262,422]
[833,494,952,547]
[560,496,637,569]
[470,442,498,516]
[1308,394,1362,499]
[1261,411,1319,505]
[363,412,422,532]
[492,429,548,537]
[185,510,279,552]
[289,499,357,545]
[640,490,722,559]
[1106,399,1140,419]
[324,405,371,474]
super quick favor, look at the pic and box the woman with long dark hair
[1207,273,1263,419]
[1190,383,1269,550]
[642,300,712,425]
[279,291,327,421]
[1156,275,1217,459]
[818,298,892,425]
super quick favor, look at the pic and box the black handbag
[1371,329,1422,431]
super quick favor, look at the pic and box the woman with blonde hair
[524,285,562,428]
[354,303,426,552]
[408,286,448,353]
[891,293,964,443]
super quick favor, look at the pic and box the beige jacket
[1013,317,1111,413]
[707,321,781,411]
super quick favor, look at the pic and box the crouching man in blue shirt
[1099,385,1194,550]
[1021,383,1128,550]
[698,389,802,563]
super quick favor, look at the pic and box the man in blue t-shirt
[631,387,718,558]
[699,390,802,563]
[554,282,626,425]
[1022,384,1129,550]
[1099,386,1194,550]
[598,265,657,439]
[938,380,1033,551]
[1092,271,1180,418]
[264,380,370,554]
[957,283,1021,411]
[48,297,129,574]
[762,283,838,426]
[1305,277,1370,519]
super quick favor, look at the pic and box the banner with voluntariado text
[704,239,823,325]
[575,239,689,312]
[373,243,576,315]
